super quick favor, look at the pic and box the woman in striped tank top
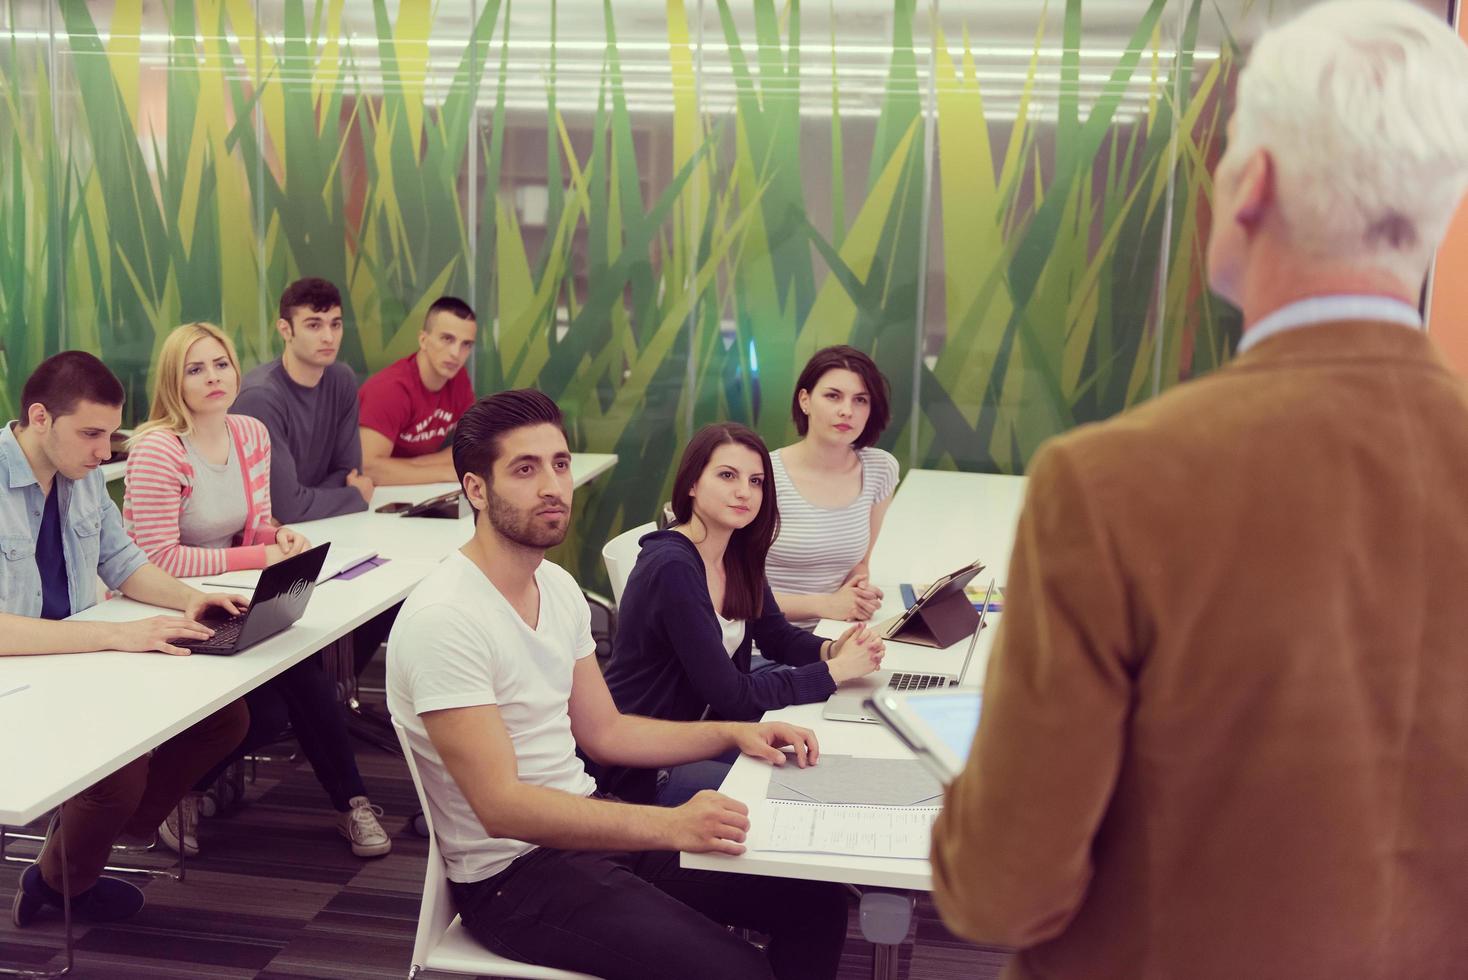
[124,322,391,862]
[767,346,900,631]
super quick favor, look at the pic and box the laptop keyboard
[887,671,948,692]
[180,614,246,650]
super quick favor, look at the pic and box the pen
[0,683,30,699]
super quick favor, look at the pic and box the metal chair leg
[0,814,74,979]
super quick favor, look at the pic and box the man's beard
[486,485,570,549]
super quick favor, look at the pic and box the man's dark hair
[425,296,476,328]
[791,344,892,450]
[19,351,125,426]
[277,277,342,323]
[453,389,565,490]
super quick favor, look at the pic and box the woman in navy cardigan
[601,422,885,804]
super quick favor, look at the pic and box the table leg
[859,889,914,980]
[173,801,185,883]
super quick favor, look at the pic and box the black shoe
[72,876,145,922]
[11,865,45,928]
[10,862,145,926]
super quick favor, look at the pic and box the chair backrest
[601,521,656,606]
[393,718,455,974]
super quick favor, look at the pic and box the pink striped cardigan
[123,415,279,577]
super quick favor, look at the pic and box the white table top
[0,558,435,825]
[0,453,619,825]
[870,469,1027,587]
[682,467,1023,890]
[103,452,617,492]
[681,591,1000,891]
[291,453,617,562]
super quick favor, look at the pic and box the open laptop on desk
[822,579,995,724]
[176,543,329,655]
[202,544,376,589]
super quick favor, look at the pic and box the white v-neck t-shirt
[386,552,597,883]
[715,612,746,658]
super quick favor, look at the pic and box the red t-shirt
[358,354,475,458]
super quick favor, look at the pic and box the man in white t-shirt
[387,389,848,980]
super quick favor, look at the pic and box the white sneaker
[158,794,200,857]
[338,796,391,858]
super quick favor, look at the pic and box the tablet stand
[888,589,979,648]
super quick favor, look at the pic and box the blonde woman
[124,322,391,861]
[125,322,307,574]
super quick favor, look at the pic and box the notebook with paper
[202,545,377,589]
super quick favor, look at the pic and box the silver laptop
[822,579,996,724]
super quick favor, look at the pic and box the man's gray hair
[1233,0,1468,281]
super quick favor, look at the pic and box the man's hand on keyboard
[113,616,216,656]
[184,590,250,624]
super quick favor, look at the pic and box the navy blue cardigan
[598,531,835,800]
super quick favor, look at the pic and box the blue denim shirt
[0,421,149,617]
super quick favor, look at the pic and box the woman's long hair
[128,321,242,447]
[669,423,779,620]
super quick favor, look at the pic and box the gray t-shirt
[178,436,247,548]
[233,359,366,523]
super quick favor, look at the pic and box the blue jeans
[656,749,739,807]
[195,652,368,810]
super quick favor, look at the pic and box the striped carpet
[1,727,1011,979]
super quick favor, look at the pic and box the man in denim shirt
[4,352,250,928]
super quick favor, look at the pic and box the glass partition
[2,0,1451,585]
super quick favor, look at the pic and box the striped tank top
[765,446,899,629]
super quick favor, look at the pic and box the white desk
[290,453,619,562]
[0,559,434,826]
[1,452,620,826]
[102,452,617,493]
[682,592,999,891]
[683,469,1023,892]
[872,469,1027,586]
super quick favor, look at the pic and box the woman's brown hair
[669,423,779,620]
[791,345,892,450]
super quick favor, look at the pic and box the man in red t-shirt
[358,296,478,485]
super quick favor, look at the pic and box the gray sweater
[233,359,368,523]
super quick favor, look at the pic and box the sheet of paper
[766,754,943,806]
[751,799,939,860]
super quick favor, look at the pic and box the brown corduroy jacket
[931,321,1468,980]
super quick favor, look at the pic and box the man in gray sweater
[235,277,376,523]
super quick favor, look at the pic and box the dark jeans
[196,653,367,811]
[352,602,401,677]
[655,657,788,806]
[656,749,739,807]
[450,845,847,980]
[40,701,248,893]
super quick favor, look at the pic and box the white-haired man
[931,3,1468,978]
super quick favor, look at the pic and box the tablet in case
[879,559,984,648]
[402,490,471,519]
